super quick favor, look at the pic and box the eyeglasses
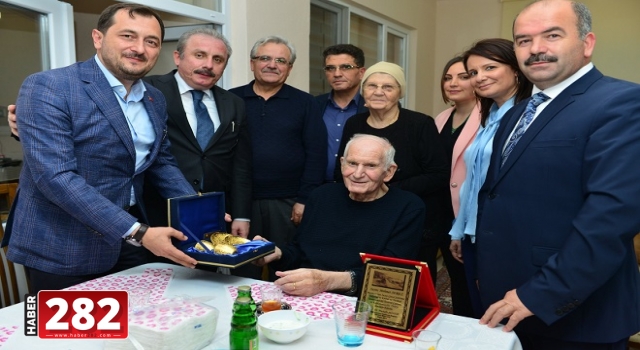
[323,64,360,72]
[251,55,290,66]
[364,83,399,93]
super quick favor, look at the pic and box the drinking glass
[259,284,282,313]
[412,329,441,350]
[332,300,371,347]
[128,288,150,315]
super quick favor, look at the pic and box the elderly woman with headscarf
[335,61,450,286]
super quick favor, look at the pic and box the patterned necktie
[501,92,550,166]
[191,90,214,150]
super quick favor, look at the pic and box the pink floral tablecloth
[227,283,354,320]
[65,267,173,304]
[0,326,18,347]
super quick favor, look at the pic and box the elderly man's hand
[273,268,351,297]
[480,289,533,332]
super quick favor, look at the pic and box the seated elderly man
[254,134,425,297]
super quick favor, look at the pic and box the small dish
[255,301,291,316]
[258,310,310,343]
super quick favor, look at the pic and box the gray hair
[513,1,592,40]
[250,35,296,65]
[343,134,396,170]
[176,27,232,59]
[571,1,592,40]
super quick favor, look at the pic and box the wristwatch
[125,224,149,247]
[345,270,357,296]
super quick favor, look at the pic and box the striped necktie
[501,92,550,166]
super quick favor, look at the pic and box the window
[309,0,409,97]
[350,13,380,71]
[309,2,342,95]
[0,0,74,135]
[172,0,221,12]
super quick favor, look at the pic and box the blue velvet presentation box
[168,192,275,268]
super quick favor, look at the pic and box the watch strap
[132,224,149,244]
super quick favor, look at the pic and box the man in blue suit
[476,1,640,349]
[2,4,199,293]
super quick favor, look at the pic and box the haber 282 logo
[25,290,128,339]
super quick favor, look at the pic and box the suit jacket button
[451,182,458,188]
[488,193,497,199]
[555,309,563,316]
[193,179,200,185]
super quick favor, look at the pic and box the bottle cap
[235,297,251,304]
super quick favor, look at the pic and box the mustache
[123,52,147,62]
[193,68,215,77]
[524,53,558,66]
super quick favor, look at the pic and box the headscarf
[361,61,406,98]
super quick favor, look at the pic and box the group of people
[2,1,639,349]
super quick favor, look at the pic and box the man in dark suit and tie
[476,1,640,349]
[142,28,251,238]
[1,4,199,293]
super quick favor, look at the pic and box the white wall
[433,0,503,114]
[227,0,311,91]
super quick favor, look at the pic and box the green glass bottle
[229,296,259,350]
[237,285,257,314]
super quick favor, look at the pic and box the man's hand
[251,235,281,266]
[8,104,18,138]
[273,269,351,297]
[231,220,250,238]
[141,227,197,268]
[480,289,533,332]
[290,202,305,226]
[450,239,463,263]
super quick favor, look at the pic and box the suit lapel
[80,59,136,162]
[208,86,230,149]
[156,73,201,152]
[138,88,166,174]
[490,100,526,186]
[492,68,604,188]
[451,104,481,173]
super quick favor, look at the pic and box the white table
[0,263,522,349]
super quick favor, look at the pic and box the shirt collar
[532,62,594,99]
[329,90,361,109]
[94,55,146,102]
[174,71,213,99]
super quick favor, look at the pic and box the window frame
[310,0,410,105]
[3,0,75,69]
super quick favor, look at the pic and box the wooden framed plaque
[359,253,440,342]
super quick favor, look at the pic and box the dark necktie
[191,90,214,150]
[501,92,550,166]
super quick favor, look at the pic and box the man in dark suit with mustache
[142,28,252,238]
[477,1,640,349]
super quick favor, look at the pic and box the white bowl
[258,310,311,343]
